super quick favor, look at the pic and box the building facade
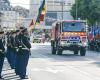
[46,0,75,27]
[1,11,20,30]
[0,0,18,30]
[30,0,75,29]
[0,0,30,30]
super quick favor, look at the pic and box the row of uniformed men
[0,27,31,79]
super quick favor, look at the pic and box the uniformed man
[10,31,17,69]
[0,31,5,79]
[14,30,20,75]
[6,32,12,67]
[17,28,31,79]
[15,27,26,75]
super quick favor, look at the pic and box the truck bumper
[58,45,86,51]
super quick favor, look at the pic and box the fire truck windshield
[62,22,86,32]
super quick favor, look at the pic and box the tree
[70,0,100,26]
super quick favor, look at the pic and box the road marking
[67,66,100,80]
[30,67,64,73]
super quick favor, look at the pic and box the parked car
[33,35,42,43]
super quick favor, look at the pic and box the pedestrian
[0,31,5,79]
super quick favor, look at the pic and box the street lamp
[61,0,65,20]
[75,0,78,20]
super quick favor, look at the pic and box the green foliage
[70,0,100,26]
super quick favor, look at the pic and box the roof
[56,20,86,23]
[52,20,87,28]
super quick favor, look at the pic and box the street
[27,43,100,80]
[0,0,100,80]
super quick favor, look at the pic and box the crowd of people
[0,27,31,79]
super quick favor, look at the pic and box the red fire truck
[51,20,88,56]
[88,27,100,51]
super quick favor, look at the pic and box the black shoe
[20,77,29,79]
[20,76,29,79]
[16,73,19,75]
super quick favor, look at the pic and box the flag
[29,19,35,31]
[36,0,46,23]
[30,19,34,27]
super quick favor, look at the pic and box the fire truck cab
[51,20,88,56]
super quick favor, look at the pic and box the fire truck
[88,26,100,51]
[51,20,88,56]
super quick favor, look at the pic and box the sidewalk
[2,59,31,80]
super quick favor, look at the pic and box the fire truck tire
[52,46,56,55]
[74,50,78,55]
[57,49,62,55]
[80,48,86,56]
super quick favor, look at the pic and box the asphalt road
[28,43,100,80]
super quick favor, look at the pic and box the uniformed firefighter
[0,31,5,79]
[10,31,17,69]
[18,28,31,79]
[15,30,20,75]
[6,32,12,67]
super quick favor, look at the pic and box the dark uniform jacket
[10,36,18,52]
[21,35,31,49]
[0,38,5,56]
[17,34,31,54]
[7,35,12,49]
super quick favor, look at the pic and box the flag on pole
[29,19,34,27]
[29,19,35,35]
[36,0,46,23]
[29,19,35,32]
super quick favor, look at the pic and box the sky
[9,0,30,9]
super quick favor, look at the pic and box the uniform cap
[20,27,25,30]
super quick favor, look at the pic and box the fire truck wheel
[74,50,78,55]
[52,46,56,55]
[57,49,62,55]
[80,48,86,56]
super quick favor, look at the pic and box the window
[62,22,86,32]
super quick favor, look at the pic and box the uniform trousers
[0,54,5,77]
[10,49,16,69]
[16,50,29,79]
[6,48,11,66]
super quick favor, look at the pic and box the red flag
[29,19,34,27]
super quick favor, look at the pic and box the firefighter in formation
[0,31,5,79]
[0,27,31,79]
